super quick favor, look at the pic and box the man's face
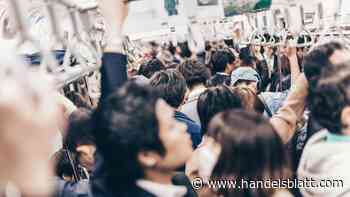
[153,100,193,170]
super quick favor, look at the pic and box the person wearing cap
[230,47,308,145]
[231,66,261,94]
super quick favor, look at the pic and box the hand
[286,46,297,59]
[0,73,62,196]
[99,0,129,40]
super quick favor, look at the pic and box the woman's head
[197,85,243,134]
[207,110,291,197]
[309,62,350,135]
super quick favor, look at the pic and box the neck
[190,84,206,92]
[223,68,230,75]
[143,169,174,185]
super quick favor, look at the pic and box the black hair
[177,59,211,89]
[303,41,345,92]
[197,85,243,134]
[168,42,177,55]
[150,69,187,108]
[205,41,212,51]
[209,110,291,197]
[239,47,251,61]
[65,108,94,152]
[224,39,234,48]
[178,42,192,58]
[65,91,92,109]
[138,58,166,79]
[51,149,75,179]
[93,82,165,193]
[241,56,256,68]
[210,50,236,73]
[309,62,350,134]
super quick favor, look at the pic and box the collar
[327,133,350,143]
[186,88,206,103]
[216,72,230,76]
[136,179,187,197]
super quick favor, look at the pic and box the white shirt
[136,179,187,197]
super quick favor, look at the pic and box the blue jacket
[175,111,202,149]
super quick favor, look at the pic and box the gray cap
[231,67,260,86]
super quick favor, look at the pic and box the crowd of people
[1,0,350,197]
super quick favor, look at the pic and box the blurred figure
[65,108,95,174]
[0,46,62,196]
[93,82,195,197]
[186,85,243,180]
[150,69,202,148]
[177,59,211,126]
[299,62,350,197]
[200,110,292,197]
[207,50,238,87]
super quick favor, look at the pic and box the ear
[137,151,161,168]
[341,106,350,135]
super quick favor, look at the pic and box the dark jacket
[100,53,128,101]
[175,111,202,149]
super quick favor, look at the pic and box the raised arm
[270,74,308,144]
[286,46,301,85]
[99,0,129,101]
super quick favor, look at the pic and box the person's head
[208,110,291,197]
[65,108,95,172]
[150,69,188,109]
[240,55,257,69]
[309,62,350,136]
[210,50,237,74]
[233,86,265,114]
[178,42,192,58]
[177,59,211,90]
[303,41,349,91]
[138,58,166,79]
[51,149,75,181]
[197,85,243,134]
[231,66,260,93]
[94,82,192,193]
[239,47,256,68]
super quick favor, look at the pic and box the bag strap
[258,94,273,118]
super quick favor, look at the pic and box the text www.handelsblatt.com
[191,177,344,190]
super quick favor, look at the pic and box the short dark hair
[150,69,187,108]
[65,108,94,152]
[177,59,211,89]
[240,55,256,68]
[208,110,290,197]
[65,91,91,109]
[303,42,345,92]
[138,58,166,79]
[197,85,243,134]
[51,149,75,179]
[210,50,236,73]
[178,42,192,58]
[93,82,165,193]
[309,62,350,135]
